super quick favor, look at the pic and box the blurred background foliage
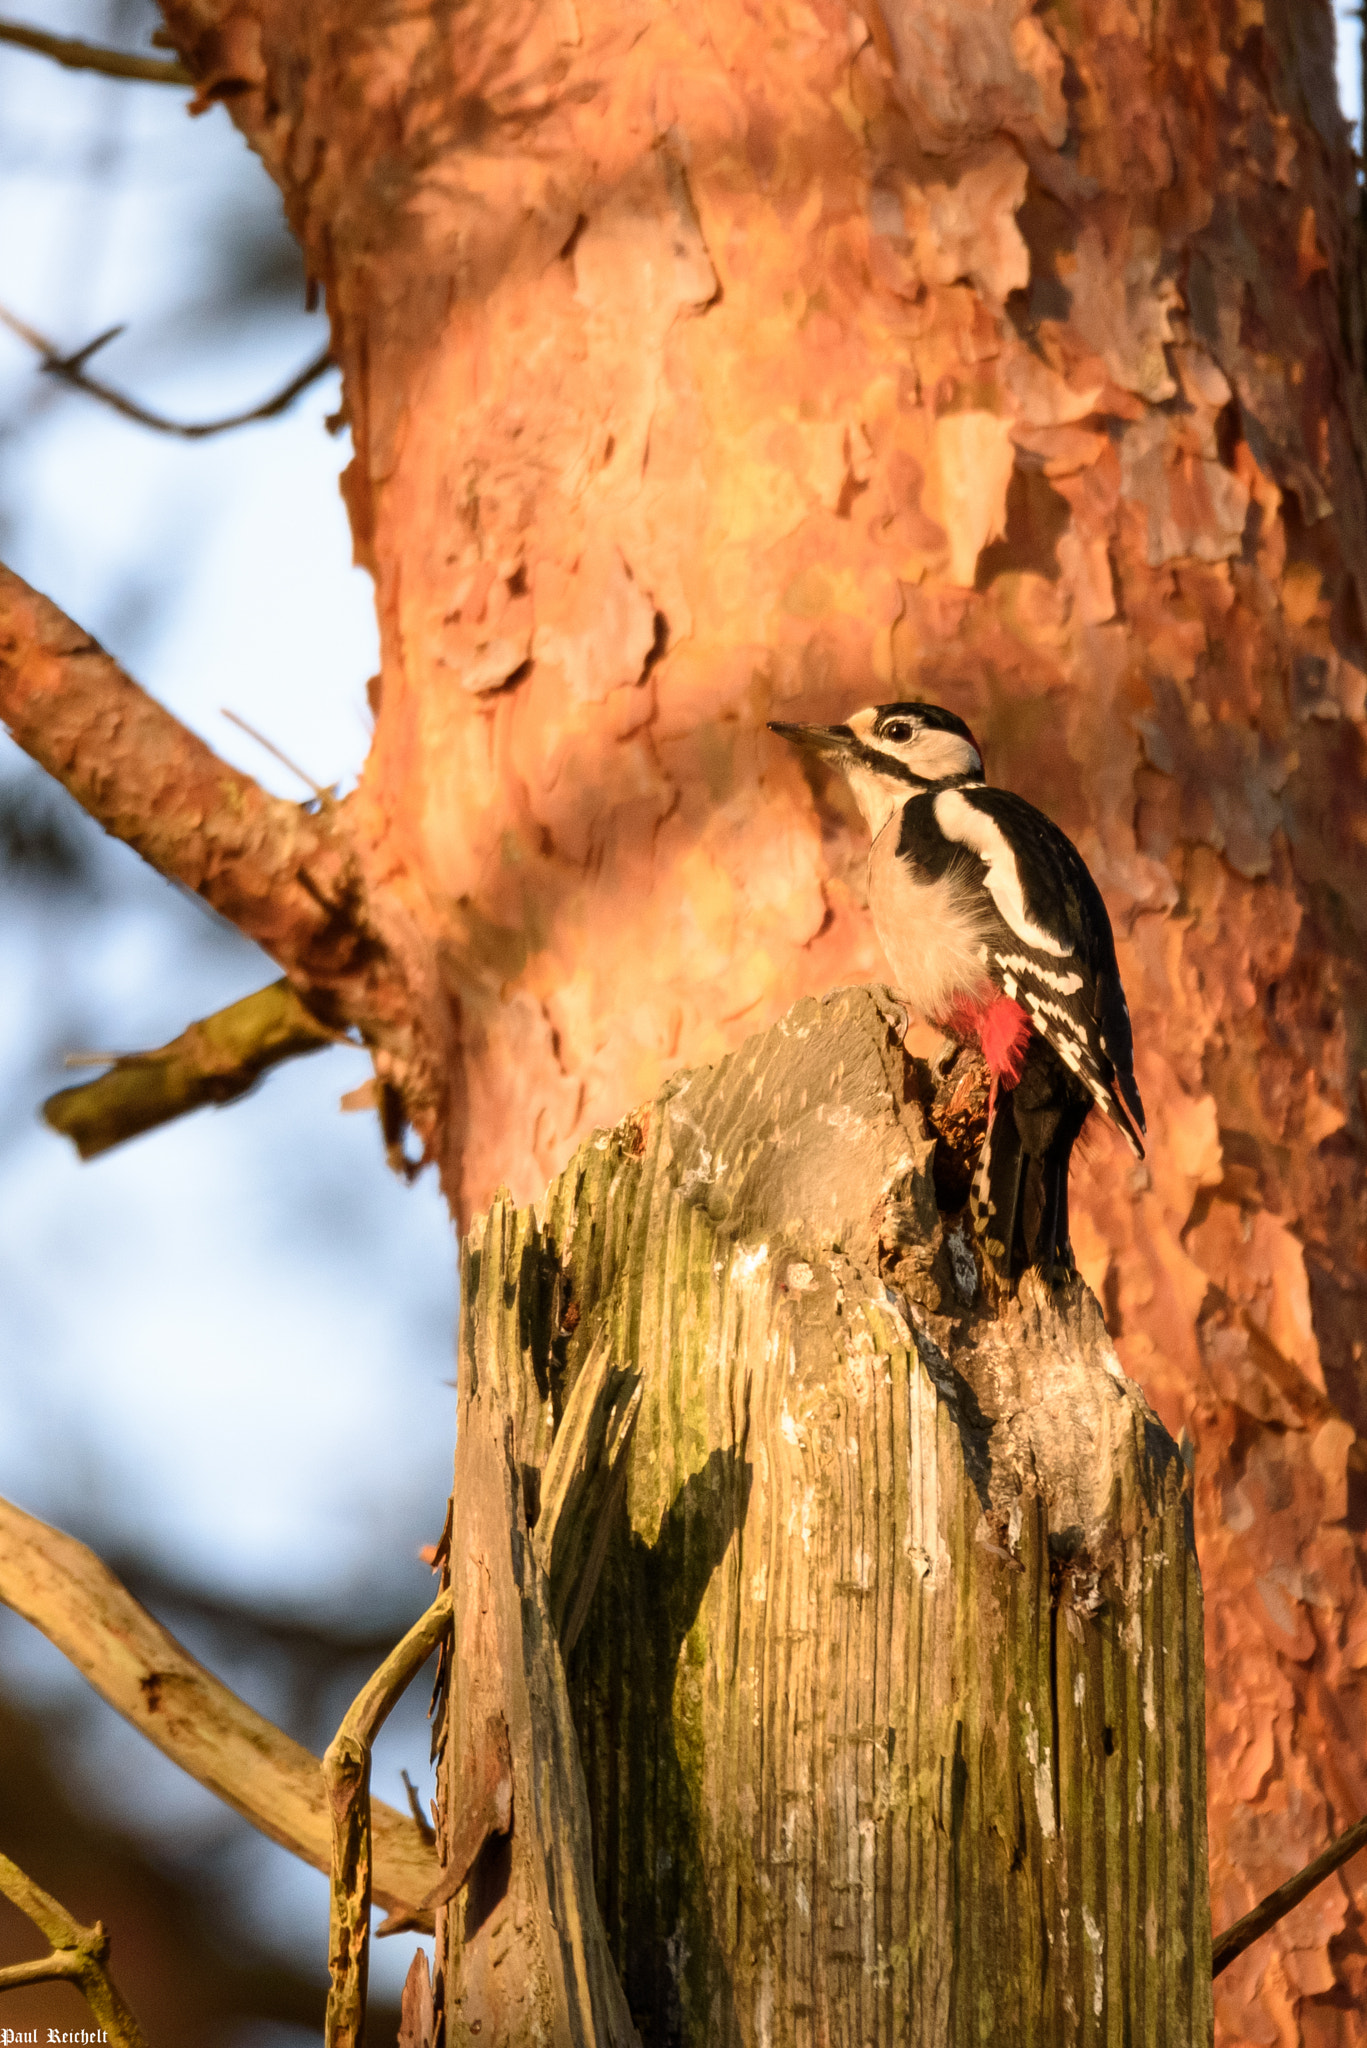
[0,4,455,2042]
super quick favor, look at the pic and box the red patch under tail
[979,994,1032,1086]
[938,991,1032,1088]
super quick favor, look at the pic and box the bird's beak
[767,720,858,760]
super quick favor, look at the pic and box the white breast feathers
[867,816,993,1021]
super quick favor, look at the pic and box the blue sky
[0,2,456,2018]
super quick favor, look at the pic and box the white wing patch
[1023,991,1078,1030]
[934,790,1071,958]
[994,951,1083,996]
[1017,982,1144,1155]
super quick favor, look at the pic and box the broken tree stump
[437,986,1211,2045]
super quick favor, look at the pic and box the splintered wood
[440,989,1210,2045]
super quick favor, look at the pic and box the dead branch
[221,707,332,797]
[0,1495,439,1924]
[1212,1812,1367,1976]
[0,562,366,983]
[0,18,192,84]
[399,1769,436,1844]
[0,303,332,438]
[1,563,430,1168]
[323,1593,453,2048]
[43,978,342,1159]
[106,1550,426,1667]
[0,1852,148,2048]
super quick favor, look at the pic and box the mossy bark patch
[443,988,1211,2045]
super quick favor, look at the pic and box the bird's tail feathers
[1087,1070,1145,1159]
[1114,1065,1147,1147]
[970,1092,1079,1279]
[970,1096,1029,1276]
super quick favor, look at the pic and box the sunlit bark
[5,0,1362,2034]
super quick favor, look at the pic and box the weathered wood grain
[439,1215,641,2048]
[443,987,1210,2045]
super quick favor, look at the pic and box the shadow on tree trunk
[570,1446,754,2044]
[439,986,1211,2045]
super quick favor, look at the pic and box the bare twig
[1213,1813,1367,1976]
[0,563,361,979]
[104,1550,422,1667]
[400,1769,436,1845]
[0,563,429,1163]
[43,978,342,1160]
[0,1852,148,2047]
[323,1593,453,2048]
[0,18,192,84]
[0,302,332,439]
[221,708,331,798]
[0,1495,440,1923]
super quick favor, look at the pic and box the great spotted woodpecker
[769,701,1145,1277]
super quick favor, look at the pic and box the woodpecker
[769,701,1145,1278]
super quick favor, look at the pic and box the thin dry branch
[0,1852,148,2047]
[43,978,342,1158]
[0,1495,440,1923]
[1213,1813,1367,1976]
[0,303,332,438]
[0,18,192,84]
[323,1594,453,2048]
[1,564,429,1161]
[0,562,365,982]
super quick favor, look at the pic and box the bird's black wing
[930,784,1146,1155]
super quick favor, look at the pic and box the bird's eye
[882,721,914,743]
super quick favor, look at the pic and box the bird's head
[769,701,984,836]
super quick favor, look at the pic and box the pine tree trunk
[91,0,1367,2026]
[437,990,1211,2044]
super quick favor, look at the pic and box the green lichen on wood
[447,987,1212,2046]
